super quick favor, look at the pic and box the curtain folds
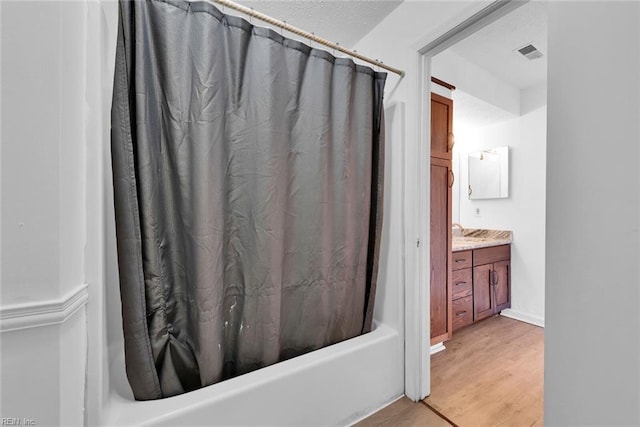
[111,0,386,400]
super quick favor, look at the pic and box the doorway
[409,1,548,423]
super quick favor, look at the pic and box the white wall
[84,2,120,425]
[453,85,547,325]
[545,2,640,425]
[0,1,88,425]
[2,1,62,305]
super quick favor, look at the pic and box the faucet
[452,223,465,237]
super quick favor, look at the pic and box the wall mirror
[468,146,509,199]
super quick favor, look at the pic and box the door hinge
[416,238,421,248]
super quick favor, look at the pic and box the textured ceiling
[236,1,403,48]
[453,90,517,134]
[450,1,548,90]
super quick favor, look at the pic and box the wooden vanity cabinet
[450,244,511,331]
[472,245,511,322]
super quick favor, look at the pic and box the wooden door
[430,157,452,344]
[494,260,511,312]
[430,93,453,160]
[473,263,494,321]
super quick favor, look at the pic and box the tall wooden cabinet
[430,92,454,345]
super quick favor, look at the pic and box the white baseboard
[500,308,544,328]
[0,283,88,332]
[430,342,446,355]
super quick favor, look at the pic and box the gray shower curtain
[111,0,386,400]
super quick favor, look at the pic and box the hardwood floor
[355,397,452,427]
[357,315,543,427]
[425,315,544,427]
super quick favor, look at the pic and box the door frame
[405,0,528,401]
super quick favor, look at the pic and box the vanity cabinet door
[494,260,510,312]
[473,257,510,323]
[473,264,495,321]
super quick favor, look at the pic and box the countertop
[452,228,513,251]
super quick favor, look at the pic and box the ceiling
[238,1,403,48]
[450,1,548,90]
[453,90,518,134]
[447,1,548,132]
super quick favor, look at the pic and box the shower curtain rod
[208,0,405,77]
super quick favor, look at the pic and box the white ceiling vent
[515,43,543,60]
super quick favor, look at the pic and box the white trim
[500,309,545,328]
[430,342,446,355]
[403,50,430,402]
[0,283,89,332]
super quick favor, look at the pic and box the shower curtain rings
[209,0,405,76]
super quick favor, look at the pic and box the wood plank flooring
[357,315,543,426]
[425,315,544,427]
[355,397,452,427]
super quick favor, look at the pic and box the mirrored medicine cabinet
[468,146,509,199]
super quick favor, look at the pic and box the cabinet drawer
[473,244,510,266]
[452,268,472,300]
[452,296,473,331]
[452,250,472,270]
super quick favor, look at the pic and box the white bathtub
[103,322,402,426]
